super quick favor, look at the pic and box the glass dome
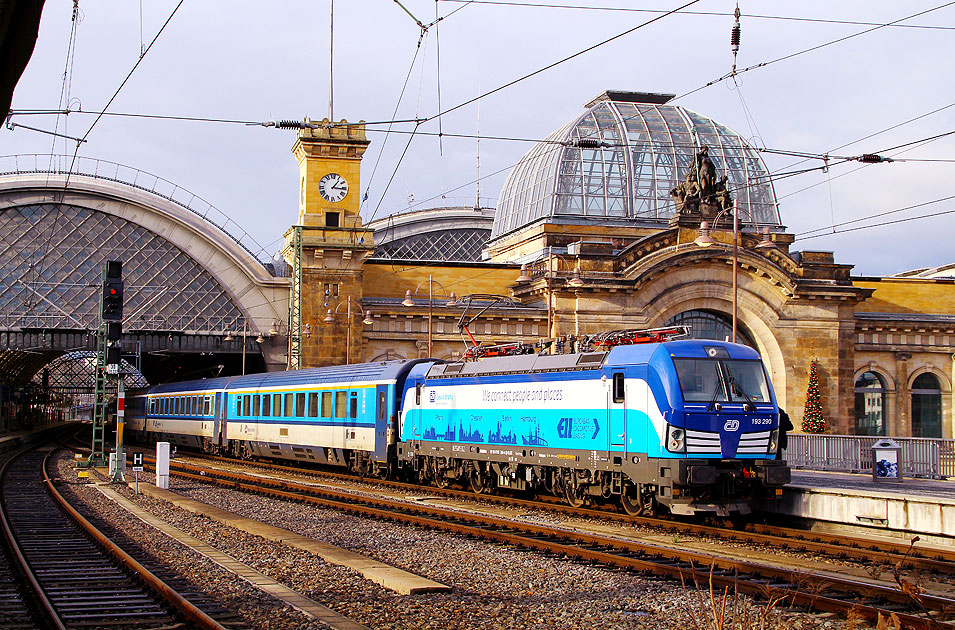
[492,91,780,239]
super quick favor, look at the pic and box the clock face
[318,173,348,203]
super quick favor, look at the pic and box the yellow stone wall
[363,262,518,299]
[854,278,955,314]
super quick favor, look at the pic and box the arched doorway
[911,373,942,438]
[854,371,887,436]
[664,309,756,348]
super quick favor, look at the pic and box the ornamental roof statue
[670,146,734,221]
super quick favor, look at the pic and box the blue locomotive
[127,336,790,516]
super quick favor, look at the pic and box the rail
[784,433,955,479]
[0,154,272,268]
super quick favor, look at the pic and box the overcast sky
[6,0,955,276]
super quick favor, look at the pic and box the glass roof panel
[491,96,780,239]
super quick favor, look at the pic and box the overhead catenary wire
[795,206,955,242]
[674,2,955,102]
[360,32,430,215]
[438,0,955,31]
[24,1,186,319]
[797,194,955,238]
[426,0,702,122]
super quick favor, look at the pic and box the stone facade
[286,119,954,440]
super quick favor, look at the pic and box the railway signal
[101,260,123,322]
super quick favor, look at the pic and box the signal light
[105,345,121,366]
[101,260,123,322]
[102,279,123,321]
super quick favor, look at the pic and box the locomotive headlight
[667,425,686,453]
[768,429,779,454]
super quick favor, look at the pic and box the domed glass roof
[492,91,780,239]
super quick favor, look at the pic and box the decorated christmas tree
[802,360,826,433]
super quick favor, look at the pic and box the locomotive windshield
[674,358,771,403]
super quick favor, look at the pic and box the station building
[289,90,954,440]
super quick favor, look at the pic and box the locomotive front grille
[685,429,721,454]
[736,430,771,454]
[684,428,771,455]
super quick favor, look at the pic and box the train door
[609,371,626,448]
[214,392,226,449]
[374,384,389,461]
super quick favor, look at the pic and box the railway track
[0,446,235,630]
[160,458,955,629]
[176,452,955,575]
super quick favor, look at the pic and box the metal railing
[0,154,272,267]
[784,434,955,479]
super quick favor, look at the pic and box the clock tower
[284,119,375,368]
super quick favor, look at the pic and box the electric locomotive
[398,338,789,516]
[127,335,789,516]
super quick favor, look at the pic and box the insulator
[858,153,888,163]
[731,23,741,50]
[574,138,603,149]
[276,120,304,129]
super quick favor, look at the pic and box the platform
[761,470,955,548]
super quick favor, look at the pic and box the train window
[253,395,261,416]
[321,392,332,417]
[612,373,625,403]
[308,392,319,417]
[192,397,198,415]
[378,391,386,421]
[284,393,293,417]
[202,396,209,416]
[674,359,727,402]
[244,395,251,416]
[722,360,771,403]
[335,392,347,418]
[272,394,281,416]
[416,383,421,405]
[296,393,306,417]
[349,393,358,419]
[262,395,271,416]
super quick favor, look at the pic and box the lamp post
[402,275,455,357]
[516,247,585,348]
[224,321,265,375]
[694,199,774,344]
[323,295,373,364]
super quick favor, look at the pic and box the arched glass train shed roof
[492,91,780,239]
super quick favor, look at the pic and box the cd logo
[723,419,740,432]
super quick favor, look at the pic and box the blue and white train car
[397,339,790,516]
[128,360,428,475]
[133,377,231,450]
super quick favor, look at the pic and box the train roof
[427,350,608,378]
[226,359,424,390]
[426,339,762,378]
[149,377,233,394]
[660,339,761,360]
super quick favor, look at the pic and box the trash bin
[872,438,903,482]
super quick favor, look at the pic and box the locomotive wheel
[564,481,585,508]
[469,468,486,494]
[620,483,644,516]
[563,471,585,508]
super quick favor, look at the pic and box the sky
[6,0,955,276]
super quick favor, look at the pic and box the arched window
[854,371,886,436]
[664,309,755,348]
[911,373,942,438]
